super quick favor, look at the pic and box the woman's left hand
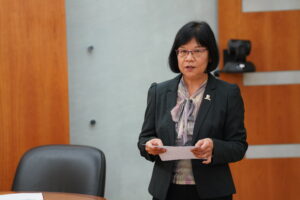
[191,138,214,164]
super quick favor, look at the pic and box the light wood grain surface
[218,0,300,200]
[0,0,69,190]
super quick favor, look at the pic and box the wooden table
[0,192,106,200]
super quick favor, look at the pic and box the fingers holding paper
[191,138,214,164]
[145,138,167,155]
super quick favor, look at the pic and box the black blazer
[138,74,248,200]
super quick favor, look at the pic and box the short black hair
[168,21,219,73]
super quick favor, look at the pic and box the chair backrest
[12,145,106,197]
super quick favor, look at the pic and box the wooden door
[0,0,69,190]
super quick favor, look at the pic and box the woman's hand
[145,138,166,155]
[191,138,214,164]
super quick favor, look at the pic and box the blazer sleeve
[137,83,158,162]
[211,85,248,165]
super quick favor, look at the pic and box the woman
[138,21,247,200]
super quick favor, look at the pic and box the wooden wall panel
[218,0,300,144]
[242,84,300,144]
[219,0,300,72]
[230,159,300,200]
[0,0,69,190]
[222,73,300,144]
[218,0,300,200]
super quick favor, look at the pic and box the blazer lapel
[192,74,217,144]
[166,75,181,145]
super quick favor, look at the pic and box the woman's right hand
[145,138,166,155]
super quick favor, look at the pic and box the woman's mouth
[185,66,196,71]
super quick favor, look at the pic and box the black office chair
[12,144,106,197]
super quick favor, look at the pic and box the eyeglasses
[176,48,207,58]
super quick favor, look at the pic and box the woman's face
[177,38,209,80]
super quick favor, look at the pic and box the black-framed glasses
[176,48,207,58]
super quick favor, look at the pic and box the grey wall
[66,1,217,200]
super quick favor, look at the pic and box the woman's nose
[185,52,195,61]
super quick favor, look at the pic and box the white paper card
[158,146,205,161]
[0,193,43,200]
